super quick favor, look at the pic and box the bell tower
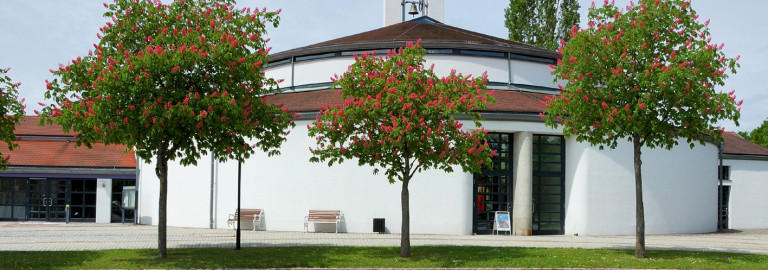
[383,0,444,27]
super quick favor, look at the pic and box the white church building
[130,0,768,236]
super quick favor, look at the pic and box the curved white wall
[725,159,768,229]
[424,55,509,84]
[293,58,355,87]
[267,64,292,89]
[565,138,718,235]
[136,117,723,235]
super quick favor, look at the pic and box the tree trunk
[400,177,411,258]
[633,136,646,259]
[155,147,169,259]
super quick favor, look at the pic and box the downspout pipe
[718,142,724,232]
[210,155,215,229]
[135,156,140,225]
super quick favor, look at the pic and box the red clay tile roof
[265,89,548,114]
[723,132,768,156]
[0,140,135,168]
[2,116,137,168]
[15,116,72,137]
[271,16,558,61]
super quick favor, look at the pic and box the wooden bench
[227,209,264,231]
[304,210,342,233]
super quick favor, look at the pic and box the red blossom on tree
[542,0,740,259]
[308,41,495,258]
[38,0,293,259]
[0,67,26,169]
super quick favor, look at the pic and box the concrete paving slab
[0,222,766,254]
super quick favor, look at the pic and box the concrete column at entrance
[96,178,112,223]
[512,132,533,236]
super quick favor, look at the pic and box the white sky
[0,0,764,132]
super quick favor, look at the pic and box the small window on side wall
[719,165,730,180]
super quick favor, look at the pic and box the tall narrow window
[532,135,565,235]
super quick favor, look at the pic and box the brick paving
[0,222,766,254]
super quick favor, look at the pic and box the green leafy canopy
[307,41,496,183]
[505,0,580,50]
[39,0,296,165]
[543,0,741,150]
[738,118,768,148]
[0,67,26,169]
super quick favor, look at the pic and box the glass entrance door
[27,179,69,221]
[532,135,565,235]
[473,133,513,234]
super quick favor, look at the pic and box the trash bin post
[373,218,385,233]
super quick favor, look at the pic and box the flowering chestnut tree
[38,0,294,258]
[308,41,495,258]
[542,0,740,258]
[0,67,26,169]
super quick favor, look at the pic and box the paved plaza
[0,222,766,254]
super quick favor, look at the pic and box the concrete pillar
[96,178,112,224]
[512,132,533,236]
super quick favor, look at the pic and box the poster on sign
[494,211,511,235]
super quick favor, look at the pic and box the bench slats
[304,210,342,233]
[228,209,263,231]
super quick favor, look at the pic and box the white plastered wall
[424,55,509,84]
[724,158,768,229]
[565,138,718,235]
[292,58,355,87]
[213,119,473,234]
[95,178,112,224]
[137,154,214,228]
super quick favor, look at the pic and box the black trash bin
[373,218,385,233]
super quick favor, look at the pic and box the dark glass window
[509,54,557,64]
[340,49,390,56]
[111,179,137,223]
[68,179,97,220]
[295,52,337,62]
[425,49,453,54]
[0,178,26,220]
[268,58,291,66]
[719,165,730,180]
[459,50,505,58]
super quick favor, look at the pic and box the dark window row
[269,49,556,67]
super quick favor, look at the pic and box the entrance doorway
[27,179,69,221]
[531,135,565,235]
[473,133,513,234]
[0,178,98,222]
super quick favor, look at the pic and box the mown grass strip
[1,246,766,269]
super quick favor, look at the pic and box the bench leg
[304,221,308,233]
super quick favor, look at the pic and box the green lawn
[1,246,766,269]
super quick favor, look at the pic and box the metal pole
[236,161,242,250]
[401,0,405,22]
[717,142,724,231]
